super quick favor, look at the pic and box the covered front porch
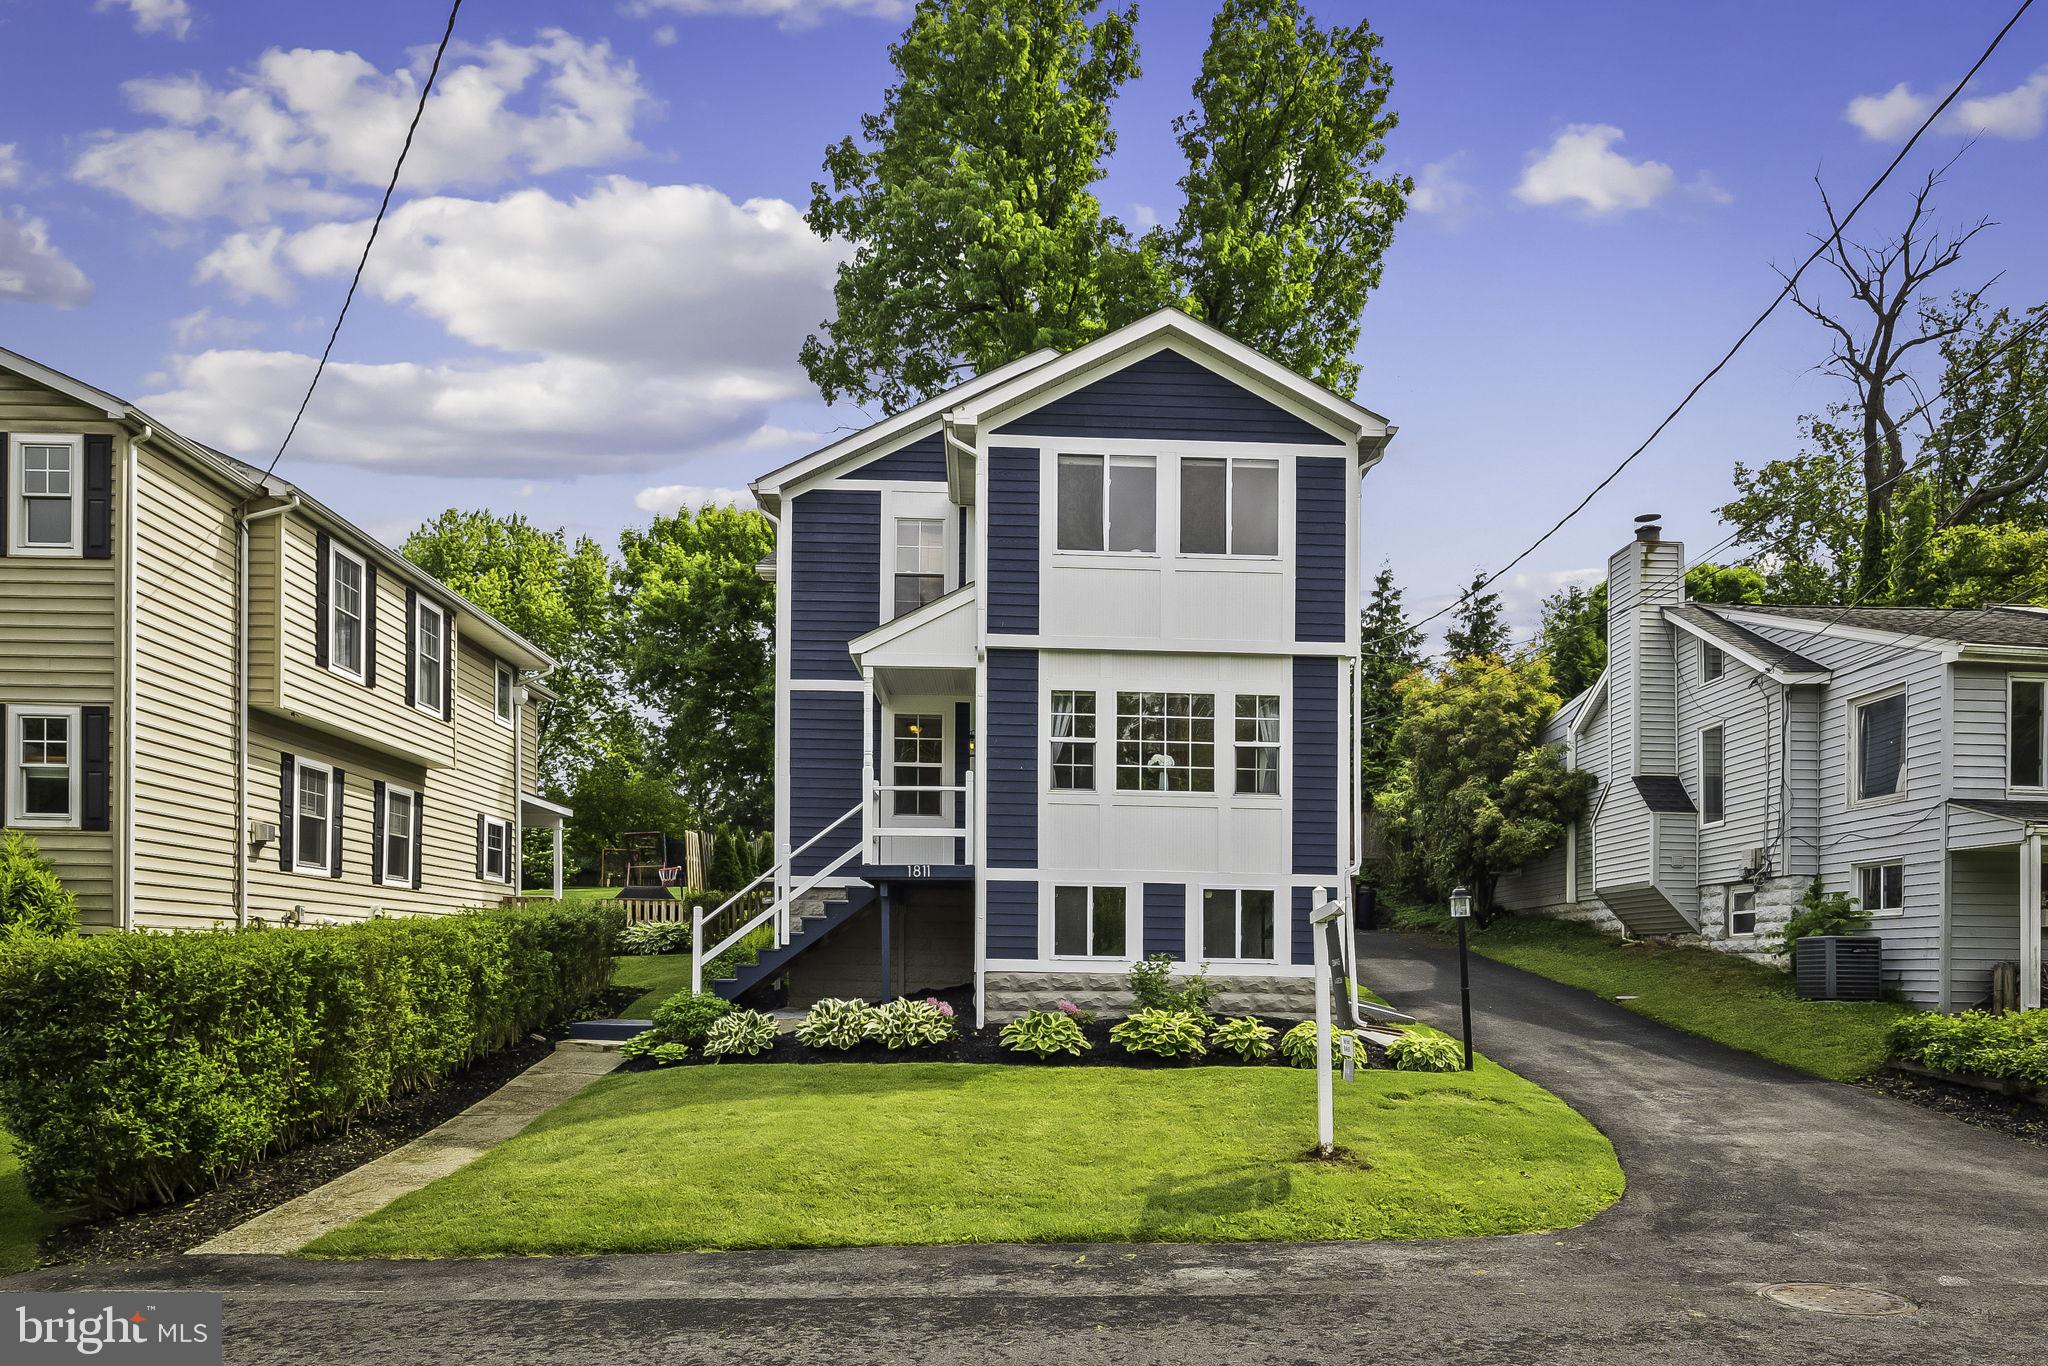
[1946,800,2047,1011]
[849,583,977,877]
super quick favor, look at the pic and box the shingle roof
[1667,604,1828,676]
[1633,775,1696,814]
[1722,604,2048,650]
[1949,798,2048,825]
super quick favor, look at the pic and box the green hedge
[1887,1009,2048,1089]
[0,902,621,1213]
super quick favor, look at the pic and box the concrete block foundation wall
[782,888,973,1009]
[983,972,1316,1022]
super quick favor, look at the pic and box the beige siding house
[1,346,569,931]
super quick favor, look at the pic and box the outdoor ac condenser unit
[1795,935,1882,1001]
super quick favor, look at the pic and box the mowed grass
[0,1134,57,1273]
[1397,910,1915,1082]
[303,1060,1622,1258]
[611,954,696,1016]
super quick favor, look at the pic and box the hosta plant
[1386,1030,1464,1073]
[616,920,693,956]
[1209,1015,1277,1061]
[702,1009,778,1059]
[874,996,956,1049]
[999,1009,1090,1059]
[1109,1008,1209,1059]
[795,997,882,1050]
[1279,1020,1362,1069]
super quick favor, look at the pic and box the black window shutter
[330,768,345,878]
[475,813,486,880]
[412,795,425,890]
[314,530,331,668]
[278,753,296,871]
[80,706,111,831]
[371,780,387,883]
[82,435,113,560]
[0,433,9,555]
[0,705,8,796]
[363,561,379,689]
[405,586,418,706]
[442,618,455,721]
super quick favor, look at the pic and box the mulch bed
[36,1033,562,1267]
[1861,1067,2048,1147]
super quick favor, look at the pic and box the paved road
[12,933,2048,1365]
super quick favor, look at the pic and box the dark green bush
[0,901,619,1213]
[1774,878,1871,955]
[648,990,732,1047]
[0,831,79,941]
[1888,1009,2048,1088]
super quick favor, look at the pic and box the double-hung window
[1050,691,1096,791]
[1115,692,1214,792]
[7,707,78,826]
[893,517,946,617]
[1053,885,1126,957]
[1853,690,1906,801]
[892,713,943,816]
[1202,888,1276,961]
[495,662,516,729]
[414,600,447,716]
[1702,644,1725,682]
[2011,678,2045,789]
[1057,454,1155,552]
[1858,862,1905,916]
[482,816,510,882]
[294,761,332,874]
[382,786,415,887]
[11,437,80,554]
[1180,457,1279,556]
[329,543,367,680]
[1699,725,1725,825]
[1234,694,1281,795]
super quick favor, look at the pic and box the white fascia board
[1565,668,1610,741]
[1711,608,1952,657]
[0,346,128,418]
[1953,644,2048,664]
[1663,609,1831,685]
[849,582,977,662]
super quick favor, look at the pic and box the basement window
[1726,888,1756,937]
[1857,862,1905,917]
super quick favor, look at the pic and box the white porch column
[552,821,564,901]
[2022,829,2043,1012]
[861,665,877,863]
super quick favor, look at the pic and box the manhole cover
[1759,1283,1916,1316]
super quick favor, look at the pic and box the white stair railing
[691,802,863,996]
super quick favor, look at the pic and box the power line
[262,0,465,480]
[1409,0,2037,634]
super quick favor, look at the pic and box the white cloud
[1846,67,2048,142]
[96,0,193,40]
[71,29,649,222]
[634,483,757,515]
[0,211,94,308]
[1685,170,1734,206]
[625,0,910,31]
[0,144,21,188]
[170,306,265,346]
[195,226,294,302]
[1514,124,1675,215]
[1845,82,1933,141]
[1408,153,1477,223]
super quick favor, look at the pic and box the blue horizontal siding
[985,649,1038,868]
[1292,656,1339,875]
[1292,887,1315,966]
[987,446,1039,635]
[1295,455,1347,643]
[986,880,1038,959]
[993,347,1342,445]
[790,488,880,681]
[789,690,863,875]
[841,430,947,482]
[1143,883,1186,961]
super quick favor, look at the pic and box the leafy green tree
[1372,656,1594,919]
[1718,413,1867,604]
[1685,562,1767,606]
[1535,582,1605,699]
[618,504,777,832]
[1160,0,1408,396]
[800,0,1163,412]
[1359,564,1423,791]
[1442,572,1509,661]
[1891,521,2048,608]
[1914,299,2048,527]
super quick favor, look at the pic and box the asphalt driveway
[11,932,2048,1365]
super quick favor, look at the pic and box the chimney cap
[1633,513,1662,524]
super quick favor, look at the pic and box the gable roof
[1722,603,2048,651]
[1667,604,1830,682]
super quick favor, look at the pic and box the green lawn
[0,1134,57,1273]
[303,1059,1622,1257]
[1393,908,1915,1082]
[611,954,697,1016]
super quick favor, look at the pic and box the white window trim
[890,515,949,620]
[1232,693,1283,798]
[1701,644,1725,683]
[1049,882,1134,960]
[1199,887,1280,963]
[1697,723,1726,828]
[6,704,82,828]
[8,433,84,558]
[1113,690,1219,795]
[380,784,416,888]
[413,599,449,719]
[1048,689,1097,793]
[1847,685,1909,808]
[327,541,369,683]
[2007,674,2048,792]
[1054,452,1158,557]
[291,757,334,876]
[1724,885,1758,938]
[494,662,516,730]
[482,815,512,883]
[1177,455,1282,560]
[1854,860,1907,918]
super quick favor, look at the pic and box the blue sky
[2,0,2044,642]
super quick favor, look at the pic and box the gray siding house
[1498,521,2048,1011]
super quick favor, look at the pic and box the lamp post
[1449,886,1474,1071]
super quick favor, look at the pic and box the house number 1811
[906,864,930,877]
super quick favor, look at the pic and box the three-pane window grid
[18,714,71,818]
[1202,887,1276,960]
[21,444,73,547]
[893,518,945,618]
[1053,885,1125,957]
[893,713,943,816]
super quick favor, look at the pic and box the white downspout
[237,493,298,927]
[947,423,988,1030]
[512,682,524,898]
[2021,826,2043,1013]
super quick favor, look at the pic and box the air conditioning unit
[1742,847,1767,878]
[1795,935,1882,1001]
[249,819,278,846]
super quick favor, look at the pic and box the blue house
[705,310,1393,1023]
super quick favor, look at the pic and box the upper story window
[10,437,81,555]
[495,662,516,729]
[893,517,945,617]
[329,543,368,680]
[1115,691,1214,792]
[2011,678,2045,789]
[892,713,943,816]
[7,706,78,827]
[1234,694,1280,795]
[294,761,332,874]
[1181,457,1279,556]
[1050,690,1096,791]
[1202,888,1276,961]
[1701,644,1725,682]
[1699,725,1725,824]
[414,600,447,717]
[1057,454,1155,553]
[1852,689,1906,802]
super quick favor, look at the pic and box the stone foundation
[983,971,1314,1022]
[1516,876,1805,971]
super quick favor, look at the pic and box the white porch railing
[689,802,864,997]
[868,769,974,865]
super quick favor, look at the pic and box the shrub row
[0,901,621,1213]
[1888,1009,2048,1089]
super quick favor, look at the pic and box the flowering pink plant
[925,996,955,1019]
[1056,999,1081,1017]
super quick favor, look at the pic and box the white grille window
[383,787,415,886]
[1234,694,1280,795]
[295,762,331,873]
[13,439,80,552]
[1116,692,1215,792]
[483,817,510,882]
[1050,691,1095,791]
[893,713,943,816]
[415,601,446,716]
[331,545,366,678]
[10,709,77,825]
[893,518,946,618]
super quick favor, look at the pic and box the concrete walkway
[187,1043,621,1255]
